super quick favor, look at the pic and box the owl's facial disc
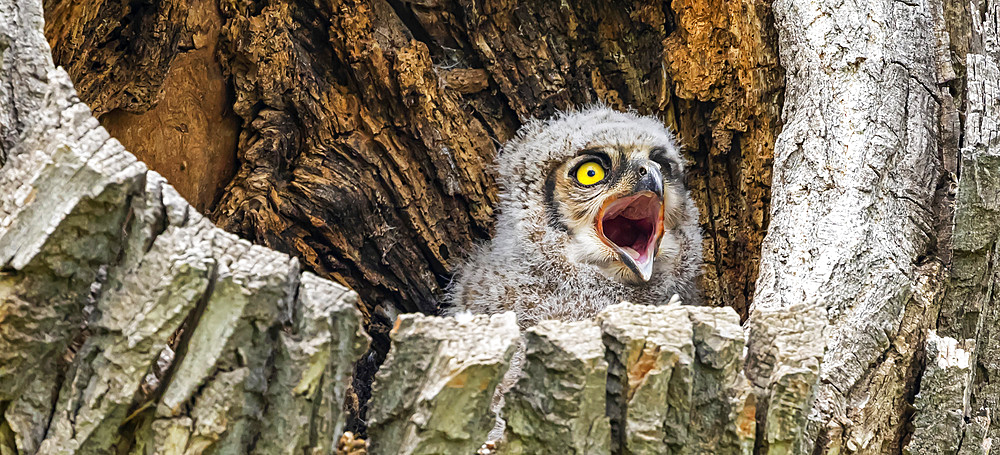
[554,149,676,283]
[597,190,665,282]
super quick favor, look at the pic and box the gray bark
[755,0,999,451]
[917,11,1000,453]
[500,319,611,454]
[746,304,826,454]
[367,313,519,455]
[363,302,811,455]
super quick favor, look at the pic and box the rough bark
[365,302,783,455]
[0,4,370,453]
[500,319,611,454]
[924,6,1000,452]
[366,312,519,454]
[745,303,826,454]
[42,0,239,213]
[754,0,966,450]
[598,303,757,454]
[753,0,1000,452]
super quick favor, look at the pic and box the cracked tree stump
[500,319,611,454]
[366,312,519,455]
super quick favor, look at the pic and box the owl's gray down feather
[445,106,703,328]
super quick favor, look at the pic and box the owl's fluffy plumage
[447,106,703,327]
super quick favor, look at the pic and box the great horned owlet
[447,106,702,327]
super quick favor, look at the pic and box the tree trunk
[754,0,997,452]
[0,0,997,453]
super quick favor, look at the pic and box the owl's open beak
[595,165,665,282]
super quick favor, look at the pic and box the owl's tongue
[599,192,664,280]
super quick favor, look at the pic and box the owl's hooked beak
[595,162,665,282]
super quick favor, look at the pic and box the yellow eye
[576,161,606,185]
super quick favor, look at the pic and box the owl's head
[495,106,688,284]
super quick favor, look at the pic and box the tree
[0,0,996,452]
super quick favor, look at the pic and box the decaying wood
[367,302,789,455]
[904,332,975,455]
[44,0,241,212]
[40,0,784,328]
[0,9,814,446]
[929,13,1000,451]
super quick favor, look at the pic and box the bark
[1,6,369,453]
[3,0,1000,453]
[366,312,519,454]
[500,319,611,454]
[754,0,997,452]
[926,10,1000,452]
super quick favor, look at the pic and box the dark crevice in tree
[385,0,436,50]
[897,338,928,454]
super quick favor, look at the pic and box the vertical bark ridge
[929,2,1000,448]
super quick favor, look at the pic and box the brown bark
[43,0,782,317]
[44,0,240,212]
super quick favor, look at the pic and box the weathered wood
[42,0,240,212]
[599,303,695,454]
[0,36,146,409]
[745,304,825,455]
[2,4,793,453]
[0,0,55,163]
[0,5,372,451]
[934,16,1000,450]
[10,0,1000,453]
[37,217,216,454]
[500,319,611,455]
[597,302,755,454]
[367,312,519,455]
[904,332,975,455]
[254,272,370,454]
[687,307,756,454]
